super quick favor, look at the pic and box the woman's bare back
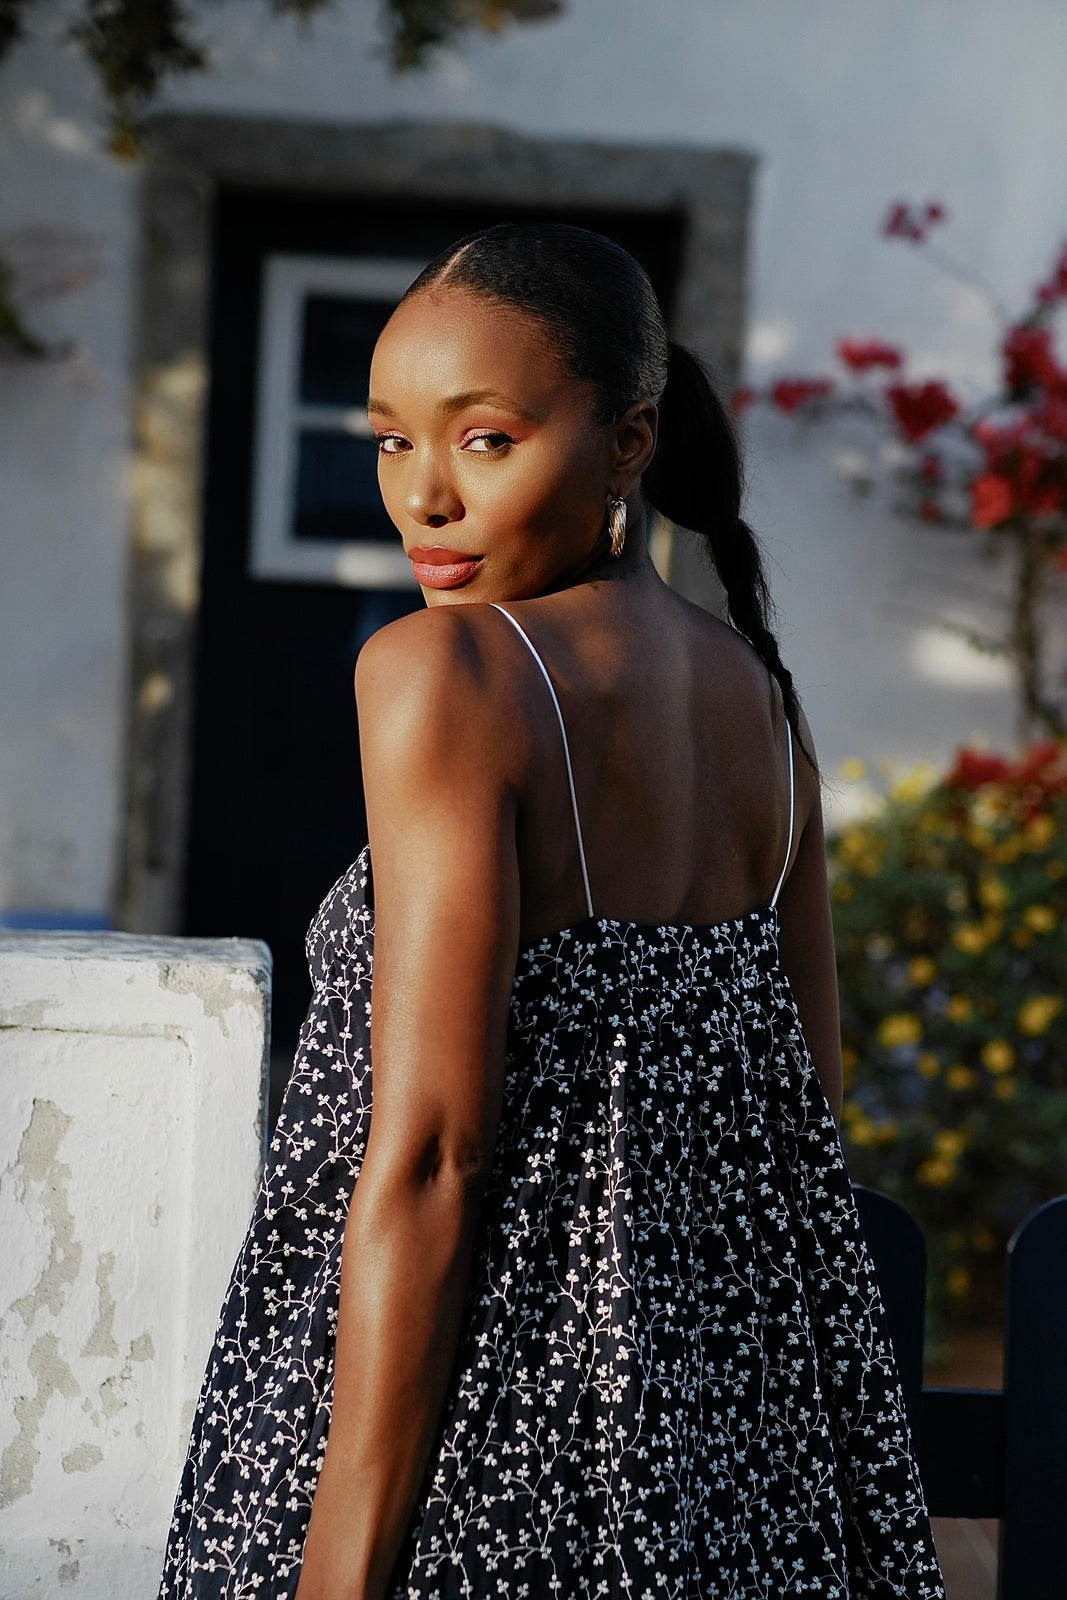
[488,575,809,949]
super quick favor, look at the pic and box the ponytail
[644,342,821,785]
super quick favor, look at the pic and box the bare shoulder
[355,605,511,725]
[356,604,491,697]
[354,604,530,782]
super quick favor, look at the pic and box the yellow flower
[917,1051,941,1079]
[1025,813,1056,849]
[890,763,939,802]
[1011,927,1034,948]
[952,920,991,954]
[934,1128,969,1158]
[917,1156,955,1187]
[972,792,1006,827]
[841,1044,859,1070]
[908,956,936,987]
[1046,859,1066,880]
[839,757,867,782]
[947,1265,971,1297]
[978,873,1009,910]
[973,1227,996,1252]
[833,879,854,901]
[945,1063,976,1090]
[858,850,882,876]
[990,838,1022,864]
[994,1078,1016,1100]
[837,827,870,865]
[946,886,969,912]
[878,1012,922,1049]
[945,994,973,1023]
[966,824,994,849]
[981,1040,1015,1075]
[1017,994,1063,1036]
[847,1111,877,1147]
[1022,904,1057,933]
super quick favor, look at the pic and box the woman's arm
[294,607,524,1600]
[775,704,844,1126]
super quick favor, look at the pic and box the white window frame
[249,253,427,587]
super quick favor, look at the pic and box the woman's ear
[611,401,659,493]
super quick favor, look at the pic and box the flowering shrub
[828,738,1067,1357]
[736,200,1067,739]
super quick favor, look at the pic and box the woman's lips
[407,546,483,590]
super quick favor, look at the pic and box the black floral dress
[159,608,946,1600]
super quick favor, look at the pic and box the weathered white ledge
[0,931,272,1598]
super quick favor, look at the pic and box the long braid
[644,341,820,784]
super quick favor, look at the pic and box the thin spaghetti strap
[489,603,594,919]
[769,683,795,909]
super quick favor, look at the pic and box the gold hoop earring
[608,496,628,558]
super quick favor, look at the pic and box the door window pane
[294,429,394,543]
[299,295,396,407]
[249,255,426,586]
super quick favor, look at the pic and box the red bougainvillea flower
[971,420,1067,523]
[1040,392,1067,442]
[887,380,959,441]
[945,740,1067,810]
[1002,324,1062,396]
[944,747,1012,787]
[1036,241,1067,305]
[918,498,943,522]
[919,454,942,484]
[1015,446,1067,518]
[1017,738,1067,780]
[974,416,1032,463]
[770,377,834,412]
[837,337,903,373]
[882,199,948,243]
[970,472,1014,528]
[731,385,755,413]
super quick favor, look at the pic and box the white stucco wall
[2,0,1066,918]
[0,931,270,1598]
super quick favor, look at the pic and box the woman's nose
[405,451,463,528]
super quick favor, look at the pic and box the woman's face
[367,285,624,602]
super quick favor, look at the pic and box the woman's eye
[464,431,513,453]
[375,434,409,455]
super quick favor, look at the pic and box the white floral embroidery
[159,844,945,1599]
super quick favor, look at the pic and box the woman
[160,222,946,1599]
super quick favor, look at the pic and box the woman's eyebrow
[438,388,541,420]
[365,390,543,421]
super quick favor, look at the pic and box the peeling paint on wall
[11,1100,83,1326]
[61,1443,104,1474]
[82,1252,119,1359]
[1,1332,79,1506]
[0,933,269,1596]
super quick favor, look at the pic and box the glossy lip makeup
[407,546,483,590]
